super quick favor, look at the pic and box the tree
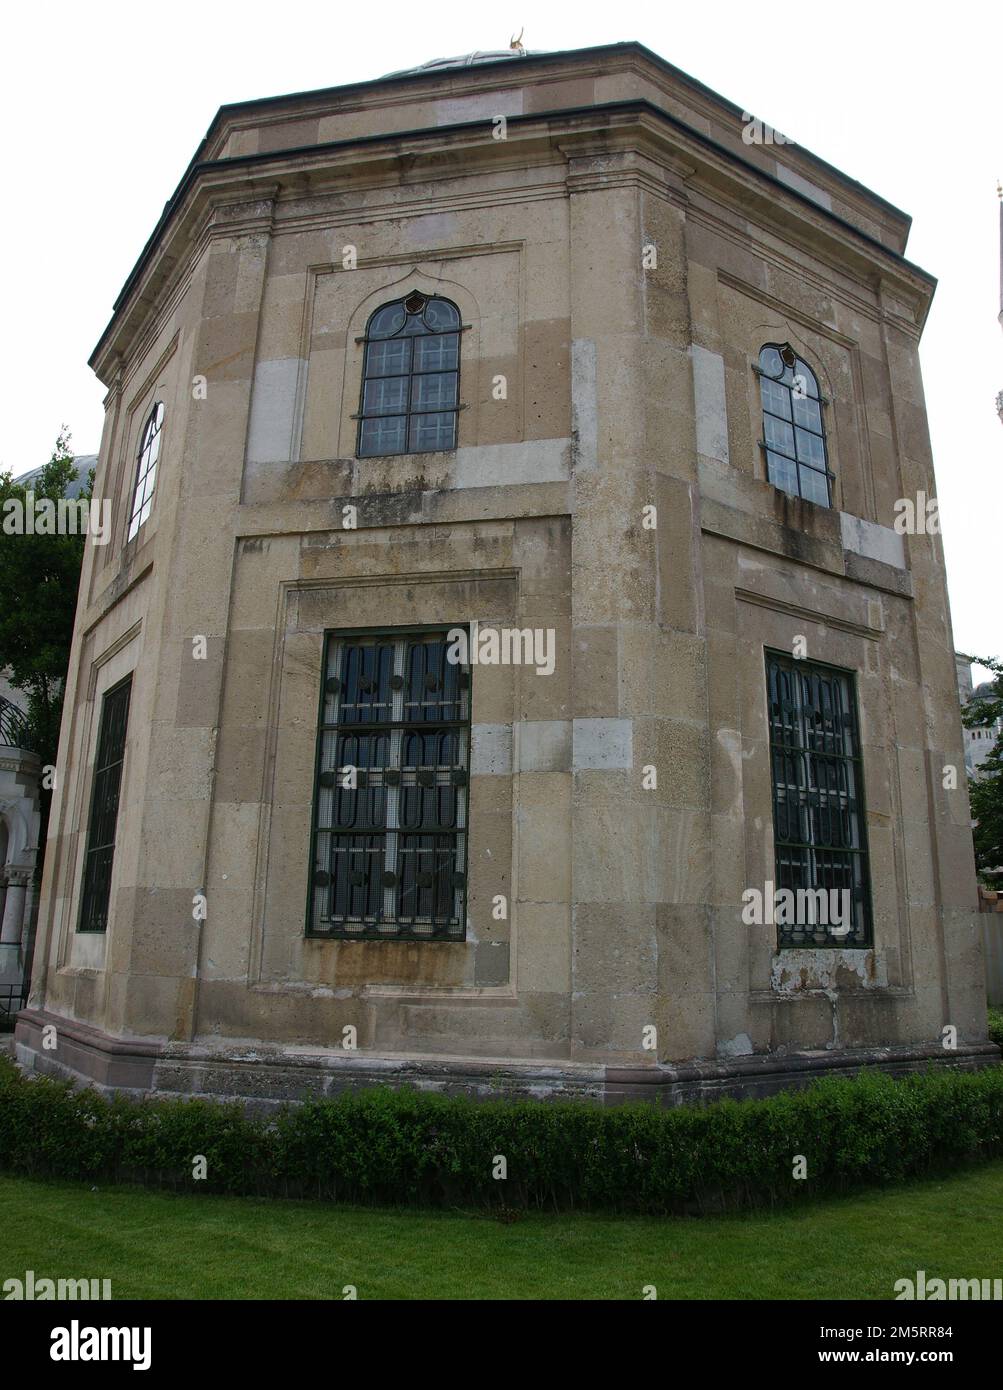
[0,428,91,767]
[961,654,1003,888]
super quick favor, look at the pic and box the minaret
[997,184,1003,425]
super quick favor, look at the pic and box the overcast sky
[1,1,999,665]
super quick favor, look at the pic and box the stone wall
[18,43,992,1099]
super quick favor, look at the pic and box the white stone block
[246,357,304,465]
[471,723,512,775]
[572,718,633,770]
[517,720,572,773]
[691,345,730,465]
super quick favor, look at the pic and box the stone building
[956,654,1002,782]
[0,679,41,1028]
[17,42,995,1102]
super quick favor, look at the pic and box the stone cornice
[201,43,913,234]
[90,100,936,384]
[0,750,42,774]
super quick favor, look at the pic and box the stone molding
[14,1008,999,1111]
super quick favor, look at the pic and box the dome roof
[383,49,534,78]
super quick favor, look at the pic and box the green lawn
[2,1163,1001,1300]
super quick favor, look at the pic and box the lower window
[308,628,470,940]
[765,651,872,947]
[78,676,132,933]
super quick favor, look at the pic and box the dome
[383,49,534,78]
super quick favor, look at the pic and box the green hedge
[2,1056,1002,1214]
[989,1007,1003,1049]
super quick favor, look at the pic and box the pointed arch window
[356,292,461,457]
[757,344,832,507]
[127,401,164,541]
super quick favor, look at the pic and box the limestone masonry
[17,42,996,1104]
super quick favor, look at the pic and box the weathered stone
[19,40,991,1107]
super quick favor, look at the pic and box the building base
[13,1009,1000,1112]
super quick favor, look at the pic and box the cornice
[200,43,913,233]
[90,100,936,384]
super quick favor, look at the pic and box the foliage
[962,654,1003,887]
[0,428,91,767]
[2,1057,1002,1215]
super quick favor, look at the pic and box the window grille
[308,629,470,940]
[765,652,872,947]
[79,676,132,933]
[128,402,164,541]
[756,344,832,506]
[356,292,461,457]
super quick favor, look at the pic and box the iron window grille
[308,628,470,941]
[0,983,28,1033]
[356,292,461,457]
[0,696,35,753]
[756,343,833,507]
[765,651,872,947]
[128,401,164,541]
[78,676,132,934]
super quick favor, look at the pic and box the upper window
[757,344,831,507]
[308,628,470,941]
[766,652,871,947]
[128,402,164,541]
[356,292,461,458]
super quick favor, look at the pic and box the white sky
[1,0,999,666]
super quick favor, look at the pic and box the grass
[2,1161,1002,1300]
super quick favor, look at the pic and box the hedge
[989,1006,1003,1050]
[2,1056,1002,1214]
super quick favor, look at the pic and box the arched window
[357,292,461,457]
[127,401,164,541]
[757,344,831,506]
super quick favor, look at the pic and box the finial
[510,28,525,51]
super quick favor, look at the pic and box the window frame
[306,624,471,942]
[77,675,133,934]
[127,401,165,542]
[755,343,833,507]
[764,649,873,949]
[354,292,462,459]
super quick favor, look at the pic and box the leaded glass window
[128,402,164,541]
[79,677,132,934]
[309,629,470,940]
[356,292,461,457]
[765,652,871,947]
[757,344,832,507]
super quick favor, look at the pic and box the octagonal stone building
[18,42,995,1103]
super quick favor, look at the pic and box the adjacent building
[17,42,995,1103]
[956,654,1002,782]
[0,677,41,1027]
